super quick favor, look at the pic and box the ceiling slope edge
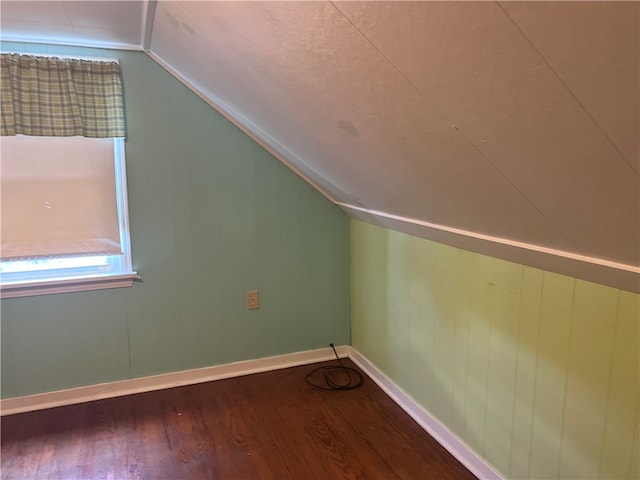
[140,0,156,51]
[144,50,639,294]
[341,204,639,294]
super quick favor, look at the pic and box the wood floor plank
[1,359,476,479]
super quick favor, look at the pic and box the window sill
[0,272,141,299]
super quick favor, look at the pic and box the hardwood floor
[1,359,476,479]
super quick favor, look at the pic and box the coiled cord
[305,344,364,390]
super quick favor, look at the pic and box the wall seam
[556,277,578,477]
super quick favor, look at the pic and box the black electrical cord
[305,344,364,390]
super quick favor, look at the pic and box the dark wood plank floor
[1,359,476,479]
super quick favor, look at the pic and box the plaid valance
[1,53,126,138]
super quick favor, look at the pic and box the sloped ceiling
[1,1,638,292]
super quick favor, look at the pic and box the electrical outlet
[246,290,259,310]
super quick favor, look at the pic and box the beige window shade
[1,135,122,260]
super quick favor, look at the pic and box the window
[0,53,137,298]
[0,136,137,298]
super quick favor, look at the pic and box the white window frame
[0,138,139,298]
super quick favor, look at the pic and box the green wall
[0,43,350,399]
[351,220,639,480]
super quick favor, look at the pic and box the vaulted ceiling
[2,1,638,291]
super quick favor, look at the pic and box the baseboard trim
[0,346,350,416]
[2,345,501,479]
[345,346,503,480]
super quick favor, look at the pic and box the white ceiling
[1,1,638,291]
[0,1,144,49]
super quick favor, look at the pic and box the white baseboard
[0,346,350,416]
[345,346,503,480]
[2,344,500,479]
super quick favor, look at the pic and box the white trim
[144,50,337,205]
[141,0,157,51]
[0,273,141,299]
[0,346,349,416]
[1,344,501,479]
[339,202,640,275]
[113,138,135,276]
[0,36,142,52]
[346,346,504,480]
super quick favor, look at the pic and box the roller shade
[0,135,122,260]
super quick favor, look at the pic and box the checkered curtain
[1,53,126,138]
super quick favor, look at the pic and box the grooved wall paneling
[0,42,350,399]
[350,220,639,479]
